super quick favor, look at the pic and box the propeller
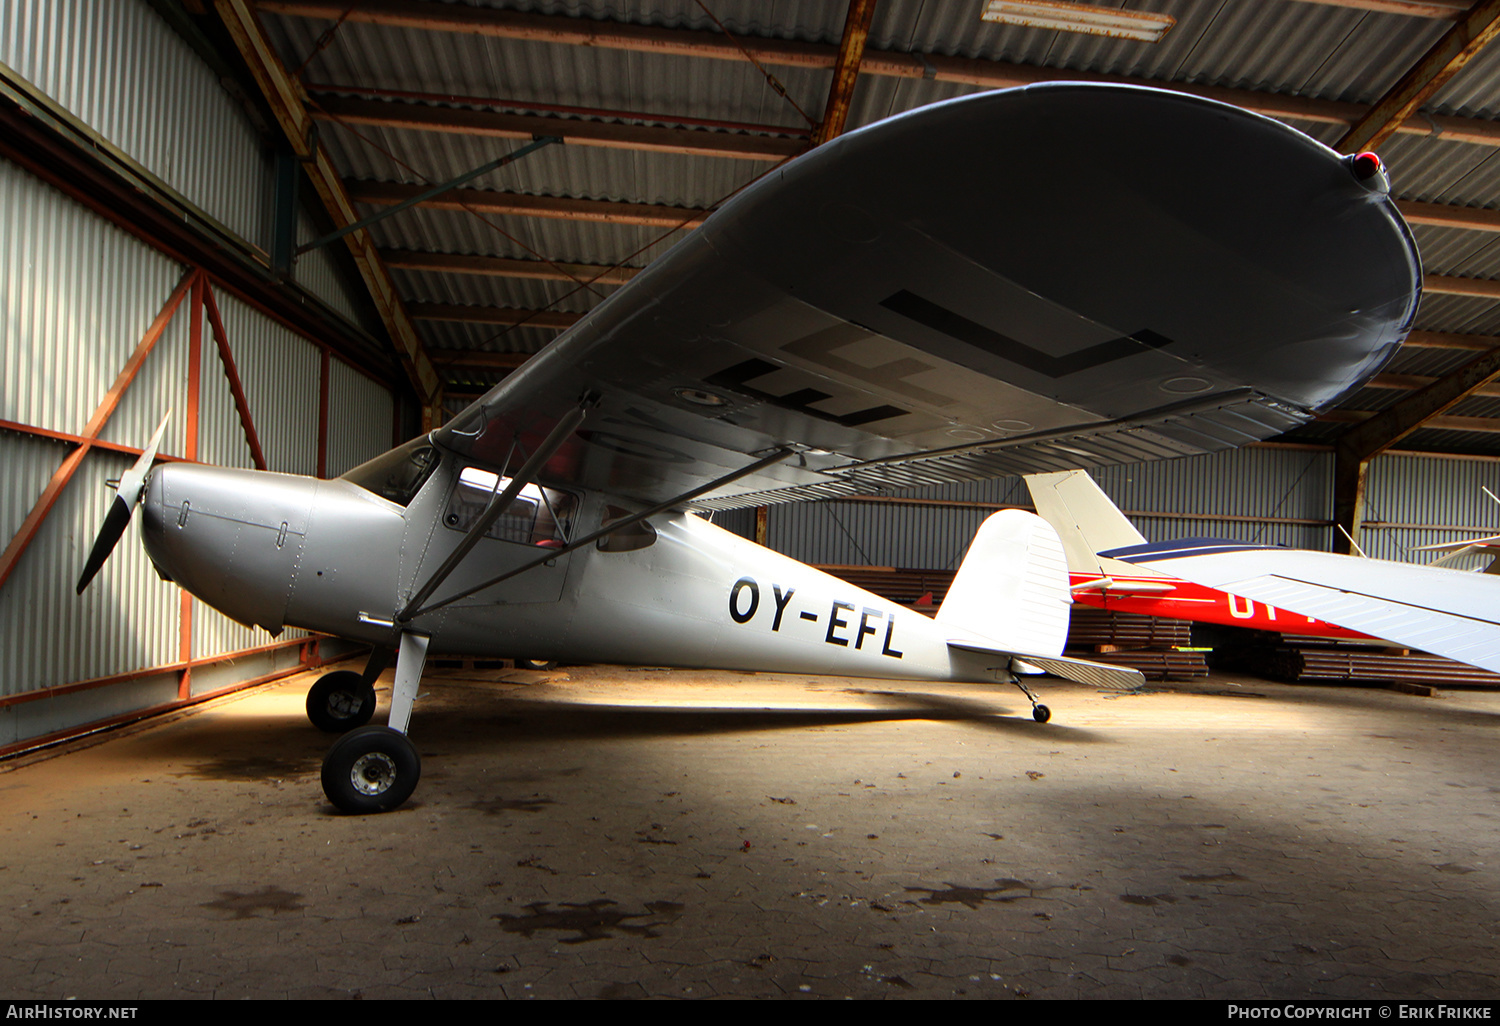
[76,412,171,595]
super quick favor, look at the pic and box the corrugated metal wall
[0,163,355,726]
[0,0,269,243]
[325,358,397,478]
[0,0,399,745]
[757,446,1500,574]
[1364,452,1500,566]
[0,0,371,326]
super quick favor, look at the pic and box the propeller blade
[75,413,171,594]
[75,495,136,594]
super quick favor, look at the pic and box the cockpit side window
[341,439,439,507]
[597,505,657,552]
[443,466,577,547]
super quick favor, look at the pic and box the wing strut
[403,446,797,621]
[398,395,597,622]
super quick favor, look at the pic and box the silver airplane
[75,84,1421,814]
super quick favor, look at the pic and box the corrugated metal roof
[244,0,1500,454]
[1384,345,1479,377]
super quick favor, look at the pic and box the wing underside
[434,84,1420,510]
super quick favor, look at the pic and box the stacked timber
[1233,634,1500,688]
[819,566,1207,681]
[1063,607,1208,681]
[1064,608,1190,649]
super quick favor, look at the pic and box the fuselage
[138,453,1018,686]
[1068,569,1369,639]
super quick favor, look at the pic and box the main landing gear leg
[321,632,429,813]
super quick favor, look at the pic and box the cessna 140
[75,84,1421,813]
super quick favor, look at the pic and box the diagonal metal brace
[405,447,796,620]
[297,135,562,255]
[398,395,596,622]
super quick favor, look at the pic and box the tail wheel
[306,670,376,733]
[1032,704,1051,724]
[321,726,421,814]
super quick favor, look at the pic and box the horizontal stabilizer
[1070,576,1177,595]
[948,640,1145,692]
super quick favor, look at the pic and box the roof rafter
[1371,372,1500,397]
[1336,342,1500,461]
[1290,1,1472,22]
[259,0,1500,150]
[1325,409,1500,434]
[346,180,708,228]
[812,0,877,147]
[428,351,532,370]
[1424,273,1500,298]
[407,303,583,329]
[383,249,640,285]
[214,0,443,419]
[1403,330,1500,350]
[1399,200,1500,231]
[312,95,807,161]
[1336,0,1500,153]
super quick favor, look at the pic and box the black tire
[306,670,376,733]
[515,659,556,671]
[1032,704,1052,724]
[321,726,421,814]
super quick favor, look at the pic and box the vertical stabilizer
[1024,470,1146,576]
[935,510,1072,656]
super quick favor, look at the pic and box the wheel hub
[326,690,360,718]
[350,751,397,795]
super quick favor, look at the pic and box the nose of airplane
[139,462,176,580]
[140,462,319,634]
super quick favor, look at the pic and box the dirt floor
[0,661,1498,1000]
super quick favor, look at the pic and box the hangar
[1,0,1499,1000]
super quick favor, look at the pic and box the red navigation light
[1352,151,1383,180]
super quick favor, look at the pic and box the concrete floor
[1,661,1498,1000]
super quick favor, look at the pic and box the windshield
[340,438,439,507]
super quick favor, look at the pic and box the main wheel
[1032,704,1052,724]
[321,726,421,814]
[306,670,376,733]
[515,659,556,671]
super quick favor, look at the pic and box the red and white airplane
[1024,470,1370,639]
[1027,470,1500,677]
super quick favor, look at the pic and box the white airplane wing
[1102,540,1500,674]
[428,83,1419,513]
